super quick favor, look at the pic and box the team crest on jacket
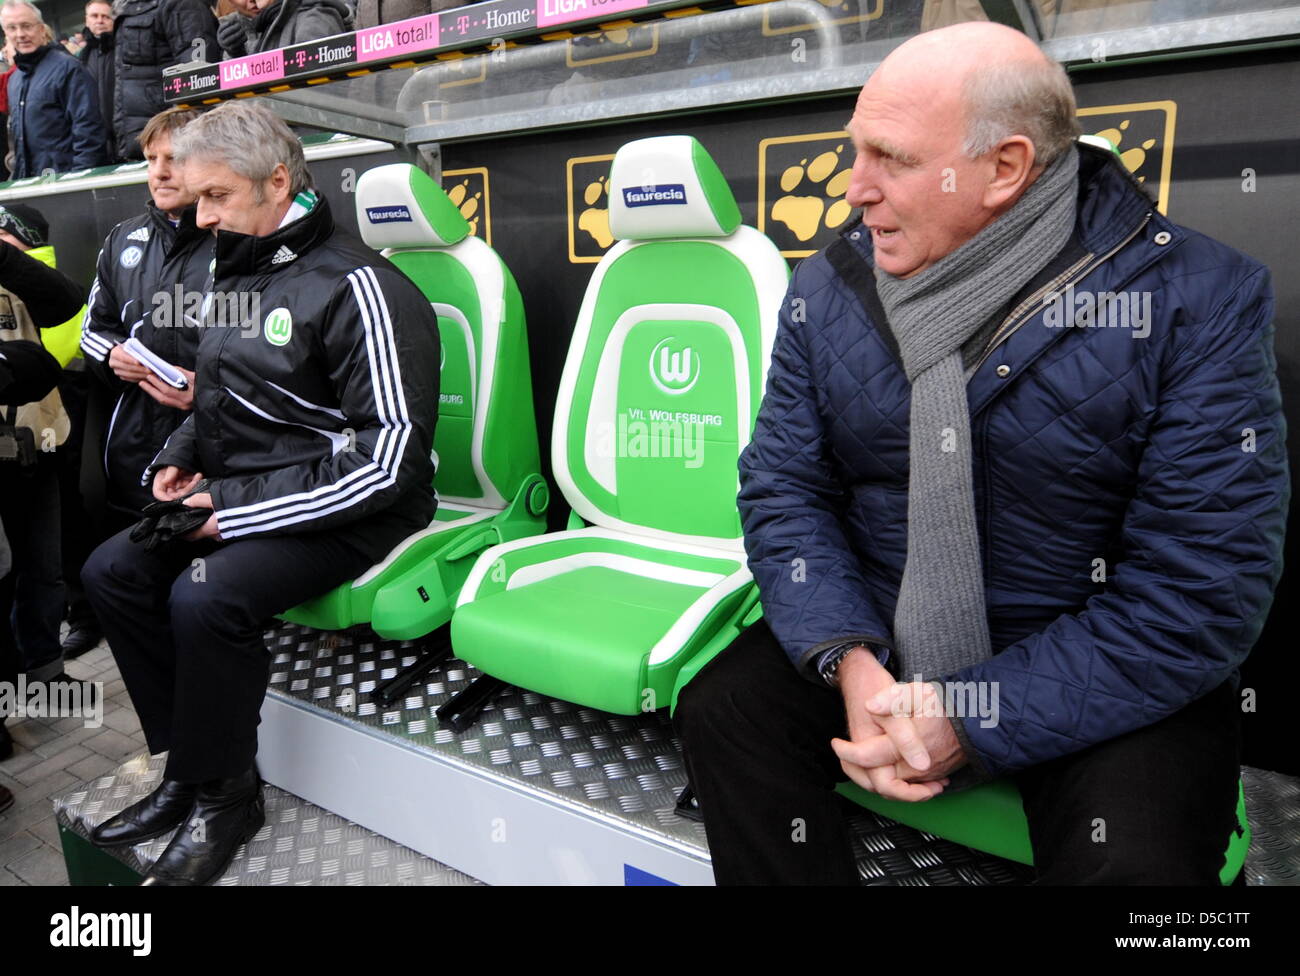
[263,307,293,346]
[120,246,143,269]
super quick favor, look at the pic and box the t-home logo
[650,337,699,395]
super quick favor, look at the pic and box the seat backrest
[356,164,539,510]
[552,135,789,550]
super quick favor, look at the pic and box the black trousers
[81,526,376,782]
[0,454,65,684]
[674,620,1243,886]
[56,370,102,631]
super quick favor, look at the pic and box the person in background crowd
[1,331,63,788]
[75,107,210,660]
[82,100,439,886]
[354,0,468,32]
[79,0,118,163]
[2,0,108,179]
[0,39,16,182]
[0,204,90,765]
[217,0,352,59]
[0,206,97,663]
[61,33,86,56]
[112,0,217,161]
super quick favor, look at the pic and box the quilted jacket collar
[1074,141,1166,255]
[213,192,334,278]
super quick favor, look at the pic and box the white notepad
[122,337,188,389]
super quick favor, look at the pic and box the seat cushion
[453,528,751,713]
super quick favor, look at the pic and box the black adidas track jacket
[150,194,440,562]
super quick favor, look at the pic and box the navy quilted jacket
[738,144,1289,780]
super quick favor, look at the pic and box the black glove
[129,479,214,553]
[0,340,61,407]
[218,16,248,58]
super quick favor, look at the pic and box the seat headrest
[1078,133,1119,156]
[355,163,471,250]
[607,135,743,241]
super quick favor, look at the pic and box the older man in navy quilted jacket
[675,22,1288,885]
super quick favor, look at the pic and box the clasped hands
[830,647,966,802]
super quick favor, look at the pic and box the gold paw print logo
[443,167,491,245]
[567,153,616,263]
[773,147,853,242]
[566,24,658,67]
[579,175,614,250]
[1078,101,1176,215]
[1090,120,1159,182]
[437,53,487,91]
[759,132,854,258]
[756,0,883,35]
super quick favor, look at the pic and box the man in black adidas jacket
[82,101,440,886]
[76,106,208,660]
[81,107,210,529]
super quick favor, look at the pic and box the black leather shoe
[90,779,197,848]
[61,624,103,660]
[140,769,264,886]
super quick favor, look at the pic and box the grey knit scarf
[875,147,1078,683]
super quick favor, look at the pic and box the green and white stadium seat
[447,135,789,717]
[282,163,548,641]
[834,778,1250,885]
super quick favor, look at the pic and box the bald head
[880,21,1049,83]
[844,23,1079,278]
[869,23,1078,170]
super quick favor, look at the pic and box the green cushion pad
[565,242,765,538]
[389,250,483,501]
[454,534,745,714]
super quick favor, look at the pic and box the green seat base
[837,777,1250,885]
[453,530,759,715]
[279,476,548,640]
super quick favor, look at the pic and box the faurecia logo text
[367,205,413,223]
[623,184,687,208]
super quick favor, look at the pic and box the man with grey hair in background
[675,22,1287,884]
[81,100,441,886]
[2,0,108,177]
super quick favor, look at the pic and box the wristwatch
[819,641,892,687]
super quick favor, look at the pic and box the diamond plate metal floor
[259,622,1299,885]
[53,622,1300,885]
[54,752,481,886]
